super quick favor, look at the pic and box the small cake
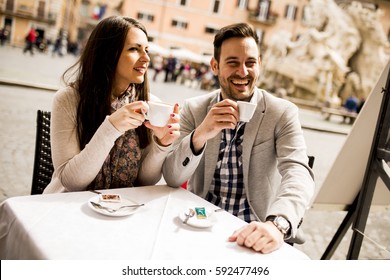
[99,194,121,203]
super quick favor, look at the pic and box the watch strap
[266,215,277,222]
[266,215,291,239]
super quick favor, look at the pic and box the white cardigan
[44,86,171,193]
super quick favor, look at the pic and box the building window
[301,5,307,24]
[179,0,187,6]
[37,1,45,18]
[236,0,248,10]
[205,26,218,34]
[256,29,264,45]
[80,3,88,17]
[5,0,14,11]
[284,4,297,21]
[258,0,270,21]
[172,19,188,29]
[213,0,221,13]
[137,12,154,22]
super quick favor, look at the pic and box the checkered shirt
[205,122,257,223]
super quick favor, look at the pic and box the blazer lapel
[203,95,220,196]
[242,89,266,188]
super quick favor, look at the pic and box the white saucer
[88,195,141,217]
[179,208,217,228]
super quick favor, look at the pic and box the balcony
[0,6,56,25]
[16,4,33,16]
[248,10,278,25]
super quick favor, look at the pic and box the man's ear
[210,57,219,75]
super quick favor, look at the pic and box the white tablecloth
[0,185,309,260]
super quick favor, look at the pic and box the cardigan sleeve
[45,87,123,193]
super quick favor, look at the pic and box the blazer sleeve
[266,103,315,237]
[163,99,205,187]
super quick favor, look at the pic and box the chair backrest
[308,155,315,169]
[31,110,53,195]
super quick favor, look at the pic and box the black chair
[308,155,315,169]
[31,110,53,195]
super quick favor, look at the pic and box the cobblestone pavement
[0,46,389,260]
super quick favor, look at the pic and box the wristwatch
[266,215,291,238]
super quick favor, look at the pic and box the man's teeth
[232,79,249,85]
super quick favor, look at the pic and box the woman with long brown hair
[44,16,180,193]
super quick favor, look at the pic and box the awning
[169,48,212,64]
[148,42,169,56]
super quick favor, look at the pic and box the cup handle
[141,109,149,121]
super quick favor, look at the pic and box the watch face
[275,216,290,231]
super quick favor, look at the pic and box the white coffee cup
[237,101,257,122]
[145,101,174,127]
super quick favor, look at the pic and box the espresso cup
[237,101,257,122]
[146,101,174,127]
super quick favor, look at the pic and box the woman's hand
[108,101,148,133]
[144,103,180,146]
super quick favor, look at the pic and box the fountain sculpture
[260,0,389,107]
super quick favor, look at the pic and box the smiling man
[163,23,315,254]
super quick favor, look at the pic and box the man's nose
[236,64,248,77]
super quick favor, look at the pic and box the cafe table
[0,185,310,260]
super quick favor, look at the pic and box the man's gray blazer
[163,88,315,241]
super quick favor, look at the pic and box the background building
[1,0,389,57]
[0,0,120,52]
[119,0,390,57]
[0,0,71,49]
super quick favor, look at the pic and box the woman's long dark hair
[63,16,151,150]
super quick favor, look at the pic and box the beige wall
[121,0,312,55]
[1,0,68,47]
[120,0,390,57]
[2,0,389,53]
[122,0,250,55]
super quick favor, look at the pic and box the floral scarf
[92,87,142,189]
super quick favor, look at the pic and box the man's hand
[192,99,239,153]
[228,221,284,254]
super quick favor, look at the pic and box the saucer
[179,207,217,228]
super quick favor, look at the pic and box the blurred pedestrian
[342,95,359,124]
[23,27,37,55]
[0,26,9,46]
[357,97,365,114]
[152,54,163,81]
[164,55,177,82]
[52,37,63,57]
[344,95,359,113]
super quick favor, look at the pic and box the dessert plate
[88,195,141,217]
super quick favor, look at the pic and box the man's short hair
[213,23,259,62]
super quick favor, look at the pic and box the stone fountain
[259,0,389,108]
